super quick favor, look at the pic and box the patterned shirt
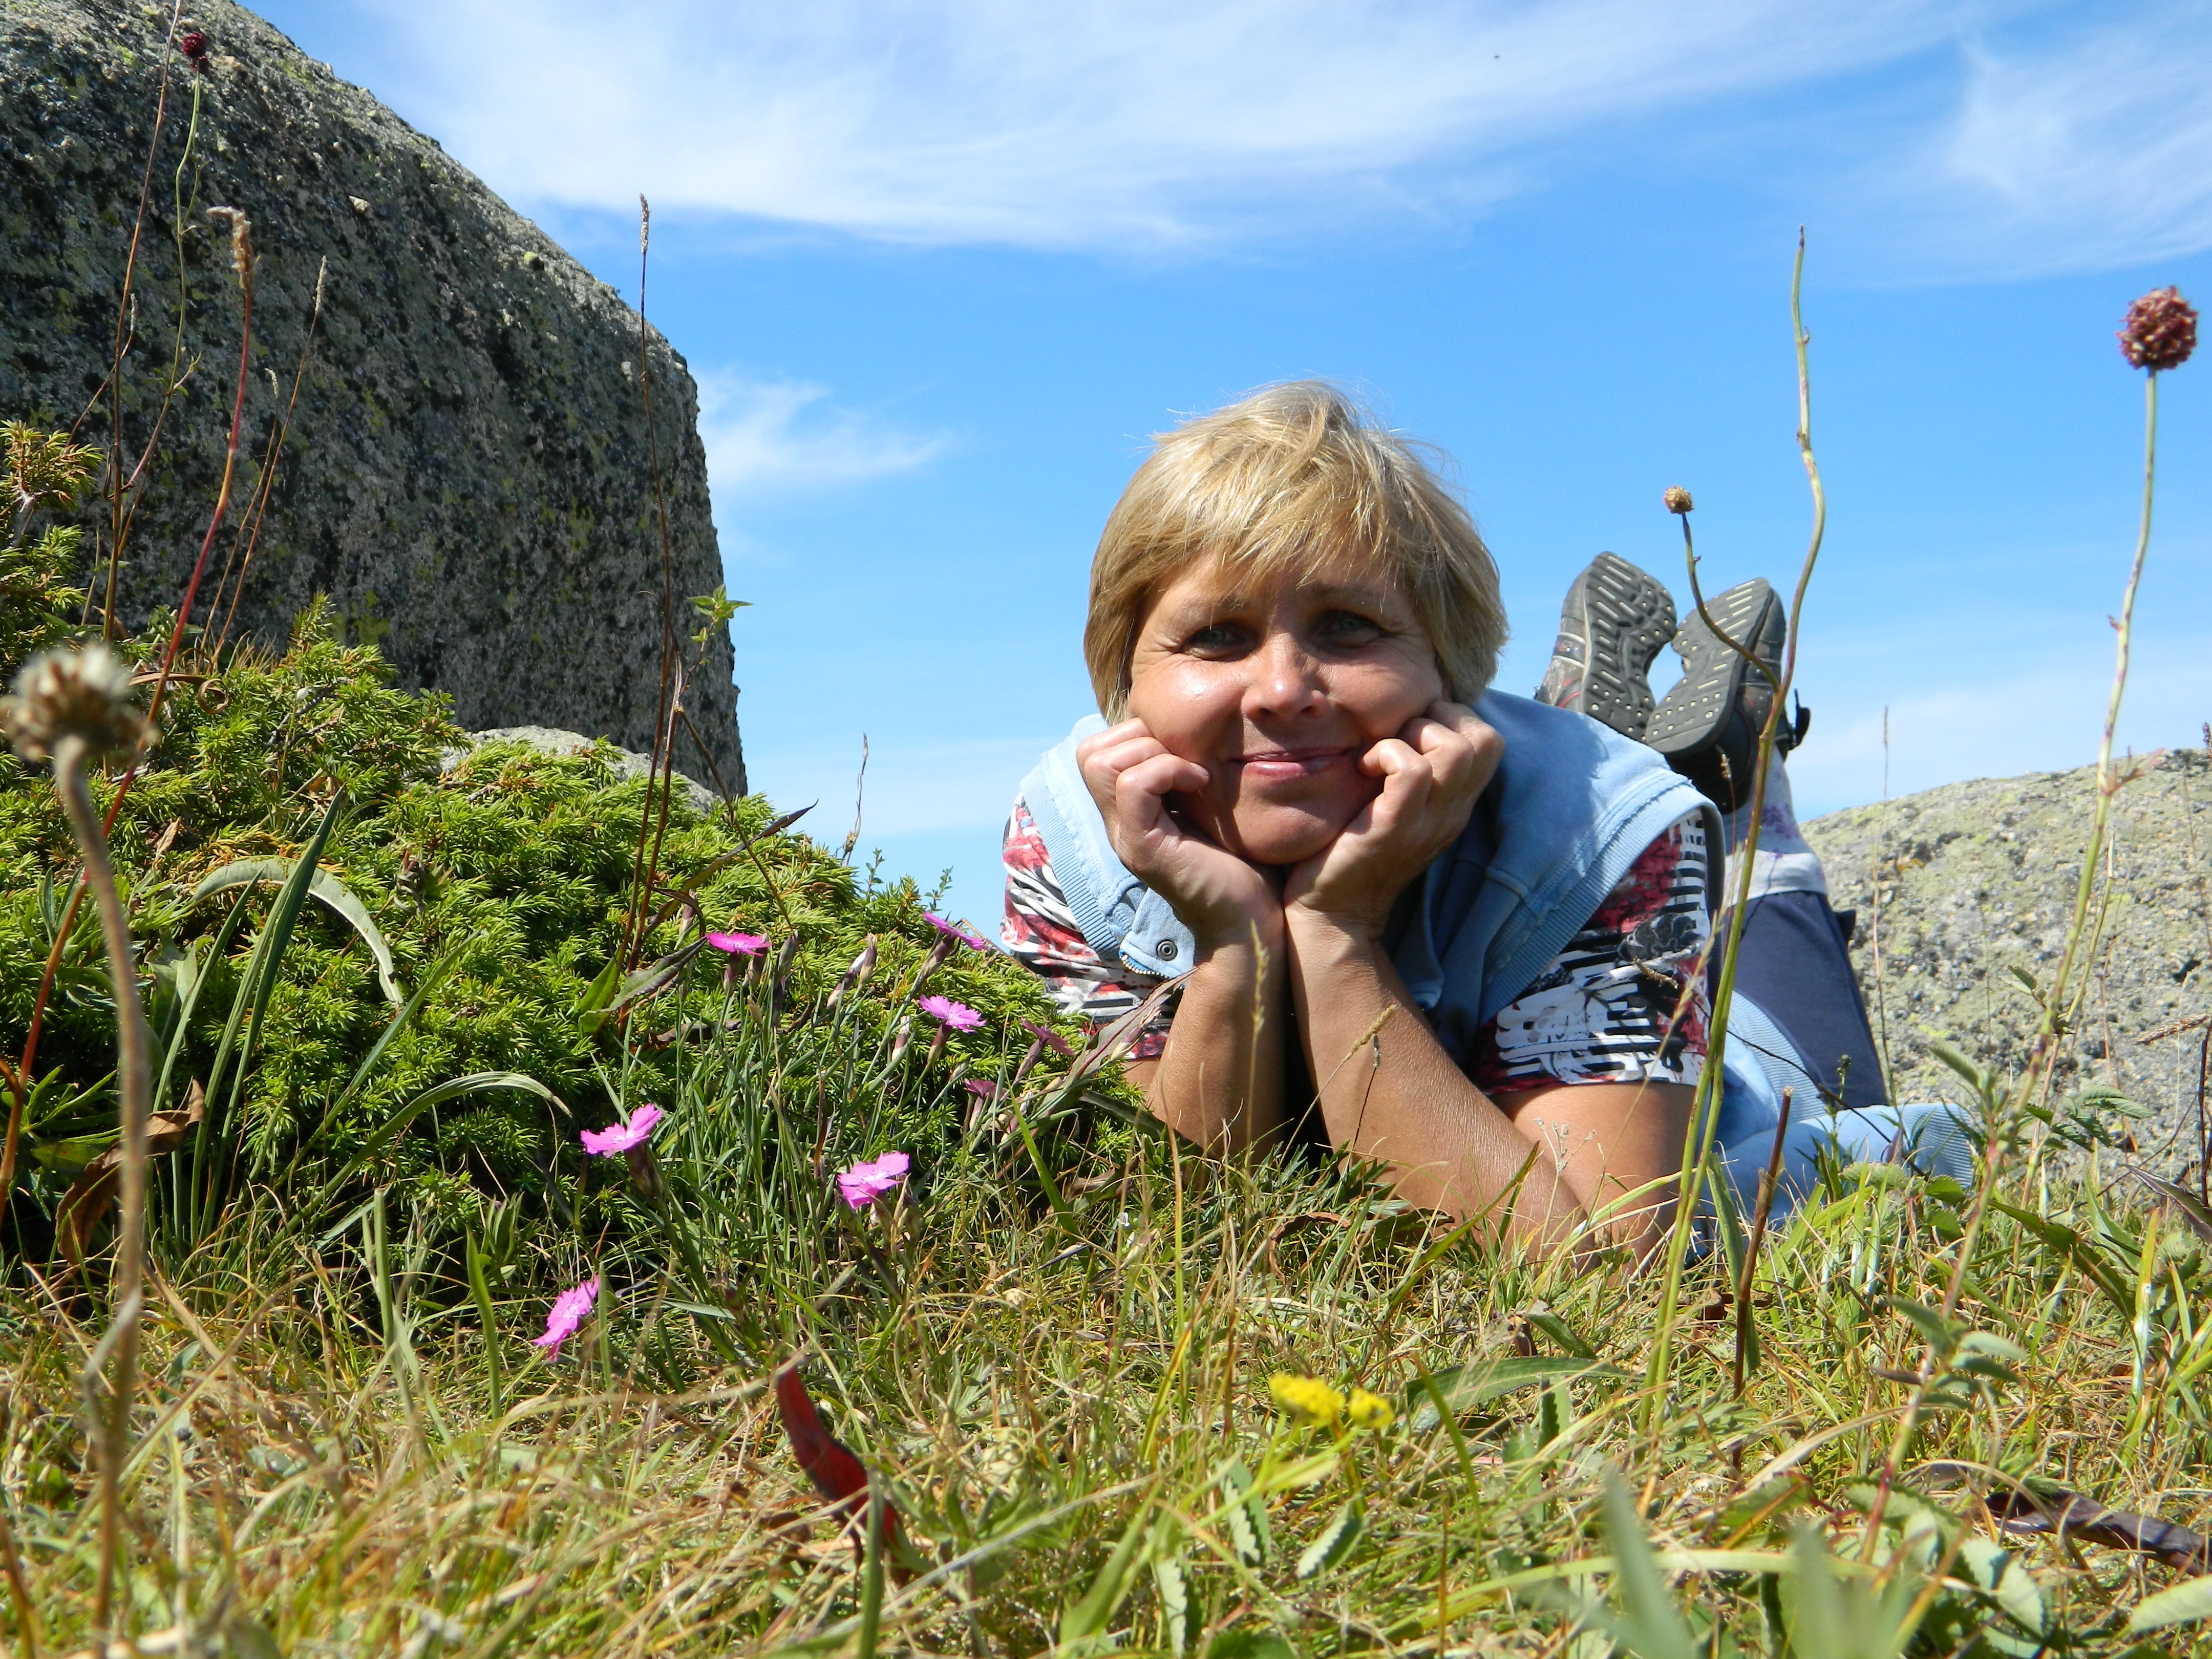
[999,797,1711,1092]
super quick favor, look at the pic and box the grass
[8,1087,2212,1657]
[4,42,2208,1648]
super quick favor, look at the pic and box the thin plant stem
[144,207,254,735]
[0,1398,37,1659]
[52,734,154,1635]
[1643,229,1826,1439]
[10,209,263,1178]
[1863,364,2165,1551]
[210,259,328,660]
[1733,1087,1792,1396]
[622,196,688,971]
[101,70,209,632]
[83,1,185,636]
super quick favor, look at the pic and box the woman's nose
[1243,631,1326,718]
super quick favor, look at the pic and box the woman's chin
[1226,807,1354,868]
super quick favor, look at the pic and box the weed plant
[3,37,2209,1648]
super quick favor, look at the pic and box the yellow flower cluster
[1345,1387,1395,1431]
[1268,1374,1344,1427]
[1267,1374,1395,1432]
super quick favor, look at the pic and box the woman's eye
[1183,622,1250,653]
[1315,610,1383,643]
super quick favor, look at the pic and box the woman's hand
[1283,701,1501,940]
[1077,718,1282,946]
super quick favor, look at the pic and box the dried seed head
[1663,486,1694,515]
[205,206,254,287]
[2119,286,2197,372]
[1,644,152,764]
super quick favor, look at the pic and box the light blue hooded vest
[1016,691,1971,1208]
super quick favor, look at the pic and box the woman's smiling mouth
[1231,746,1355,783]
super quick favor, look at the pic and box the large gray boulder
[1807,748,2212,1171]
[0,0,745,790]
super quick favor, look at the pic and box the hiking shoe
[1533,553,1677,739]
[1644,577,1786,811]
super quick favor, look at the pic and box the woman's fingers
[1080,720,1182,822]
[1116,751,1208,817]
[1393,702,1501,798]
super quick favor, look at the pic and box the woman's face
[1123,551,1445,867]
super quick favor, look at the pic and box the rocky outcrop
[1806,750,2212,1170]
[0,0,744,789]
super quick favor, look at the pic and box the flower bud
[824,934,877,1013]
[624,1143,666,1202]
[2119,286,2198,372]
[1,644,152,764]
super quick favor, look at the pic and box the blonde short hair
[1084,382,1507,718]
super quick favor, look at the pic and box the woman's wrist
[1189,904,1286,958]
[1283,896,1390,954]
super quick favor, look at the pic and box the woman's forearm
[1283,913,1584,1246]
[1139,928,1287,1155]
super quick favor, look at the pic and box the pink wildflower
[925,913,990,951]
[580,1102,664,1156]
[707,930,769,956]
[533,1276,599,1357]
[964,1079,997,1098]
[1020,1018,1075,1058]
[918,994,983,1032]
[838,1151,910,1209]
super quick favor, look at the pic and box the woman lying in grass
[1001,382,1961,1251]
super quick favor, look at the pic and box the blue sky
[257,0,2210,934]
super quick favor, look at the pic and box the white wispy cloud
[1887,1,2212,276]
[355,0,1994,251]
[1786,649,2212,820]
[334,1,2212,271]
[696,371,949,501]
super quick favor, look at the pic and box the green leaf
[1523,1308,1598,1359]
[1205,1632,1298,1659]
[1217,1462,1271,1565]
[1886,1295,1961,1359]
[2129,1572,2212,1632]
[1059,1501,1154,1651]
[192,855,401,1004]
[604,942,702,1018]
[1926,1039,1992,1101]
[1246,1451,1338,1498]
[1952,1533,2047,1636]
[1990,1199,2137,1317]
[304,944,470,1150]
[360,1072,565,1157]
[1154,1546,1190,1656]
[1293,1502,1364,1581]
[573,955,622,1028]
[1600,1468,1698,1659]
[1408,1357,1628,1429]
[2132,1167,2212,1247]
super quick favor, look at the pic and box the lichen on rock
[0,0,744,789]
[1807,748,2212,1167]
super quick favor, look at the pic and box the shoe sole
[1644,578,1781,762]
[1546,553,1676,738]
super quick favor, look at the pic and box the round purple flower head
[2119,287,2197,373]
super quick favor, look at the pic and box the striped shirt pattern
[1000,797,1710,1089]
